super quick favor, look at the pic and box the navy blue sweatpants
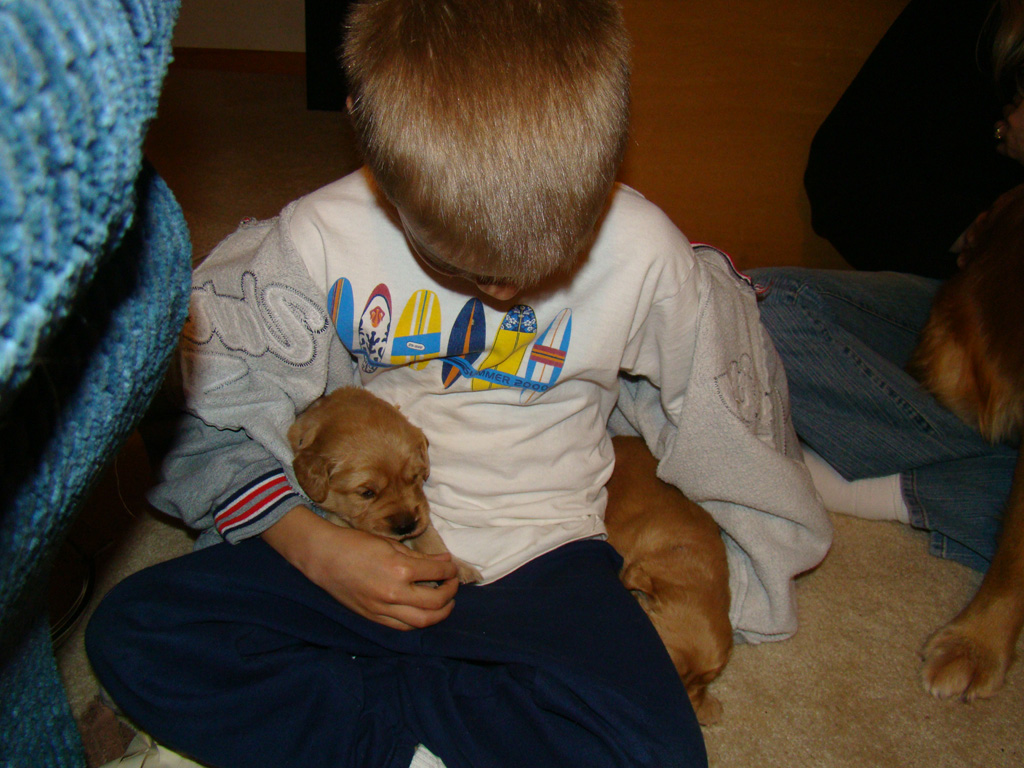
[86,539,706,768]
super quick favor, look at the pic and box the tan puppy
[604,435,732,725]
[910,183,1024,701]
[288,387,481,584]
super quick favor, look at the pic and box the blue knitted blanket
[1,1,190,765]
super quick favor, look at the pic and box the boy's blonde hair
[343,0,631,286]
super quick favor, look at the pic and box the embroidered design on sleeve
[715,353,771,426]
[185,272,329,367]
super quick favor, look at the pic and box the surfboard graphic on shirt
[358,283,392,372]
[326,277,355,351]
[519,308,572,403]
[392,289,442,369]
[472,304,537,391]
[441,298,486,389]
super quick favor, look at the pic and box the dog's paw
[693,692,724,726]
[455,558,483,584]
[920,621,1012,701]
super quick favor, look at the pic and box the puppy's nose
[388,512,419,538]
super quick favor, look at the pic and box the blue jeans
[750,268,1017,571]
[86,539,706,768]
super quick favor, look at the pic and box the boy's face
[398,209,521,301]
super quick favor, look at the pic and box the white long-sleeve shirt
[154,167,831,641]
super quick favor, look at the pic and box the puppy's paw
[692,691,724,726]
[920,621,1012,701]
[454,558,483,584]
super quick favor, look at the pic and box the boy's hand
[262,505,459,630]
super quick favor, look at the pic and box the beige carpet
[57,1,1024,764]
[705,514,1023,767]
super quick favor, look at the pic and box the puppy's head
[623,552,733,725]
[288,387,431,540]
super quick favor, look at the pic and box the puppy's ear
[620,561,654,599]
[291,450,330,503]
[287,403,323,452]
[418,434,430,479]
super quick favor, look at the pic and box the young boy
[87,1,829,766]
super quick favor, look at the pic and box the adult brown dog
[289,387,481,584]
[604,435,732,724]
[910,183,1024,701]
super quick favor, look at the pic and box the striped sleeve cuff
[213,469,302,542]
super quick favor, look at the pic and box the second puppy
[604,435,733,725]
[909,183,1024,701]
[289,387,481,584]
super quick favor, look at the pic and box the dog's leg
[921,447,1024,700]
[688,683,724,727]
[409,524,482,584]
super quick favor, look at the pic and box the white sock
[801,444,910,524]
[410,744,447,768]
